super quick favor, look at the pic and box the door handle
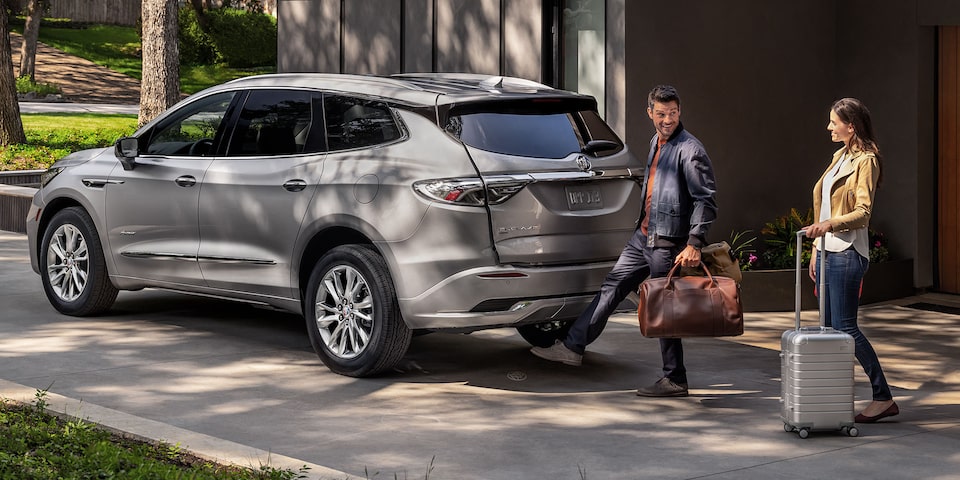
[175,176,197,187]
[283,179,307,192]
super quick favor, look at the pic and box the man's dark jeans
[563,229,687,384]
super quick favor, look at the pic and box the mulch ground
[10,33,141,104]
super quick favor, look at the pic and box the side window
[226,89,322,156]
[324,95,401,151]
[144,91,235,156]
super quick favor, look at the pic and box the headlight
[39,167,64,188]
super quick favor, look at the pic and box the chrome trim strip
[197,255,277,265]
[120,252,196,261]
[119,252,277,265]
[82,178,125,187]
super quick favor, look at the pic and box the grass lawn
[1,113,137,171]
[0,392,308,479]
[12,21,275,94]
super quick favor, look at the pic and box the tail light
[414,177,530,206]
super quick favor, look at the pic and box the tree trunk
[0,4,26,145]
[19,0,42,82]
[139,0,180,127]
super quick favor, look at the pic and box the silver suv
[26,73,643,376]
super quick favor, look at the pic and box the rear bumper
[397,261,617,330]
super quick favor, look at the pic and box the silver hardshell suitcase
[780,231,859,438]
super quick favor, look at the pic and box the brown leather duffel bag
[639,263,744,338]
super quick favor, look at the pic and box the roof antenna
[480,76,504,89]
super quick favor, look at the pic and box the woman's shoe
[855,402,899,423]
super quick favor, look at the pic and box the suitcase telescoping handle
[795,230,827,330]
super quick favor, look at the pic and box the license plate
[565,186,603,210]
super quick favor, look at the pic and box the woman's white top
[819,152,870,259]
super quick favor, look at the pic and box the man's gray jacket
[639,123,718,248]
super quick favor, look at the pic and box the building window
[562,0,605,117]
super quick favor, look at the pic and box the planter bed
[740,258,915,312]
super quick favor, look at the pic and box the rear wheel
[39,207,118,316]
[305,245,411,377]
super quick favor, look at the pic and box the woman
[802,97,898,423]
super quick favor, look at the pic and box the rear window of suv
[444,99,623,159]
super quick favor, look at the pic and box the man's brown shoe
[636,377,689,397]
[530,340,582,366]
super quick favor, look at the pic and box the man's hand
[675,245,702,267]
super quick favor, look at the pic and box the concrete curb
[0,379,360,480]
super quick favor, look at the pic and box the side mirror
[582,139,621,156]
[115,136,140,171]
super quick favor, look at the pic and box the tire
[39,207,118,316]
[516,316,607,348]
[304,245,411,377]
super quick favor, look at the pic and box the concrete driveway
[1,230,958,479]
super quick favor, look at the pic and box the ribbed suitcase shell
[780,232,859,438]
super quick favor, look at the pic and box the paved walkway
[10,33,141,105]
[17,102,138,114]
[1,230,958,479]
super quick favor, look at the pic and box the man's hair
[647,85,680,110]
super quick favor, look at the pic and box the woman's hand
[808,247,817,282]
[803,221,833,238]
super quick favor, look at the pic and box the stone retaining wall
[0,184,35,234]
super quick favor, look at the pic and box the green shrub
[15,77,61,96]
[760,208,815,269]
[178,7,218,66]
[206,8,277,68]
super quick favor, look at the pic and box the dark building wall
[625,0,836,259]
[624,0,938,287]
[278,0,341,72]
[835,0,937,288]
[343,0,402,73]
[276,0,959,288]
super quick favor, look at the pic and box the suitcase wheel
[842,426,860,437]
[797,428,810,439]
[783,423,793,433]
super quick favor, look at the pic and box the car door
[196,89,325,299]
[105,91,237,285]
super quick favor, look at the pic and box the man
[531,85,718,397]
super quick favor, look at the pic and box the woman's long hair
[832,97,883,185]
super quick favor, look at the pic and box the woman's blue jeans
[815,247,893,401]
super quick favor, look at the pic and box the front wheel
[39,207,118,316]
[304,245,411,377]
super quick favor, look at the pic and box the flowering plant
[869,229,890,263]
[729,230,758,271]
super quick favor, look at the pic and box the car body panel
[27,73,642,339]
[105,154,212,285]
[197,153,322,298]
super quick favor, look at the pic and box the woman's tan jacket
[812,146,880,233]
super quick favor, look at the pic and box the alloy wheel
[46,224,89,302]
[314,265,374,359]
